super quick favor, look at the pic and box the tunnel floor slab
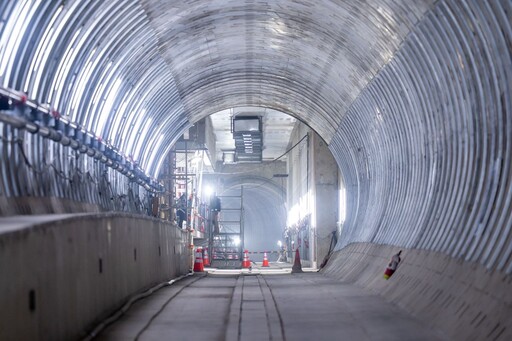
[95,269,447,341]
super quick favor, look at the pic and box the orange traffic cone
[242,249,251,268]
[193,247,204,272]
[291,248,303,273]
[262,252,269,267]
[203,247,210,267]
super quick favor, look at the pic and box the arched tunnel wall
[325,1,512,339]
[0,119,154,216]
[330,0,512,268]
[0,0,510,339]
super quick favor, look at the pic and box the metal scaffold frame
[209,187,244,269]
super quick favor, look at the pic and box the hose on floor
[319,230,338,270]
[83,272,194,341]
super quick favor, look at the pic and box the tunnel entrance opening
[159,107,342,269]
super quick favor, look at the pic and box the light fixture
[204,185,214,197]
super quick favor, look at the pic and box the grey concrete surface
[0,214,79,233]
[0,214,190,341]
[322,243,512,341]
[96,269,445,341]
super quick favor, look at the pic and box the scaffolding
[162,135,210,233]
[209,187,244,268]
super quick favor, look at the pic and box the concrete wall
[286,124,338,266]
[310,133,338,267]
[0,196,101,216]
[0,213,190,341]
[204,116,217,165]
[286,123,312,263]
[322,243,512,340]
[213,161,287,188]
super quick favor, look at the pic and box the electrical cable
[210,134,309,176]
[319,230,338,270]
[83,273,196,341]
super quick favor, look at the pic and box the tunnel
[0,0,511,340]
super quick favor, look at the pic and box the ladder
[209,187,244,269]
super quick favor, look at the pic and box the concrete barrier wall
[322,243,512,340]
[0,213,190,340]
[0,196,101,216]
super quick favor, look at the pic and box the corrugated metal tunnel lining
[0,0,510,270]
[0,0,511,339]
[331,0,512,274]
[138,0,436,141]
[0,0,437,175]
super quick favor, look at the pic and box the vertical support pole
[170,150,175,222]
[241,185,244,262]
[185,140,188,229]
[197,150,205,232]
[309,133,316,269]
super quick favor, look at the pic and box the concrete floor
[95,265,447,341]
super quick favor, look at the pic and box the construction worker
[176,193,186,228]
[277,242,287,262]
[210,193,221,234]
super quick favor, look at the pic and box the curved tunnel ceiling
[140,0,434,139]
[1,1,511,274]
[0,0,434,175]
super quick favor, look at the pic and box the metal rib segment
[139,0,434,143]
[331,0,512,273]
[1,0,434,173]
[0,0,511,274]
